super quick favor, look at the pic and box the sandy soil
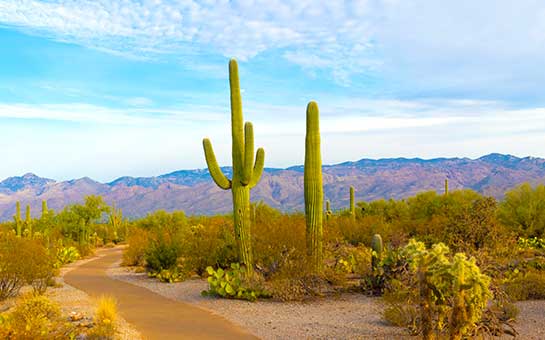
[108,265,410,339]
[109,264,545,340]
[65,247,256,340]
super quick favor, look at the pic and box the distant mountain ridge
[0,153,544,220]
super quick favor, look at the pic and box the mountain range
[0,153,544,221]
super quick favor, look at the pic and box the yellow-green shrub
[0,294,74,339]
[88,296,117,339]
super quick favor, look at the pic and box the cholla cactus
[202,59,265,272]
[304,101,324,272]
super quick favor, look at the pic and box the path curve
[64,247,257,340]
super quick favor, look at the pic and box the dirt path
[64,247,257,340]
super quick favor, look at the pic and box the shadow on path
[64,247,257,340]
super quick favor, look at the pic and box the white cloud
[1,1,544,87]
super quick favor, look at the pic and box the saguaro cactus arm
[241,122,255,185]
[249,147,265,188]
[203,138,232,190]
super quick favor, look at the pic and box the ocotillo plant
[371,234,383,271]
[25,205,32,237]
[350,186,356,220]
[304,101,323,272]
[13,201,22,237]
[202,59,265,271]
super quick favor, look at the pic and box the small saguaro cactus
[371,234,383,271]
[41,200,48,219]
[304,101,324,273]
[325,199,333,221]
[25,204,32,237]
[350,186,356,219]
[202,59,265,272]
[445,178,449,195]
[13,201,22,237]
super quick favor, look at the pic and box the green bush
[145,236,180,273]
[202,263,270,301]
[148,268,187,283]
[54,246,80,268]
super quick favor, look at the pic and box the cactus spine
[371,234,383,271]
[445,179,449,195]
[13,201,22,237]
[25,204,32,236]
[304,101,324,273]
[202,59,265,272]
[350,186,355,220]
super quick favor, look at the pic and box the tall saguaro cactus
[202,59,265,271]
[350,186,356,220]
[325,200,332,221]
[445,179,449,195]
[304,101,324,273]
[14,201,22,237]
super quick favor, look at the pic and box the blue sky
[0,0,545,182]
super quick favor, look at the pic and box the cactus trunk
[41,200,48,219]
[445,179,449,195]
[371,234,383,271]
[14,201,22,237]
[25,205,32,237]
[304,101,323,273]
[202,59,265,273]
[350,186,355,219]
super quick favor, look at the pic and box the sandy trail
[64,247,256,340]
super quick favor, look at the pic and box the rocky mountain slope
[0,153,544,220]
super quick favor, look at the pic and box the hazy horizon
[1,1,545,182]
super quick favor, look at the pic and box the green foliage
[148,268,187,283]
[304,101,324,273]
[498,183,545,237]
[384,240,492,339]
[54,246,80,268]
[517,236,545,249]
[144,236,180,273]
[202,59,265,271]
[202,263,270,301]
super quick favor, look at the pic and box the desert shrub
[0,233,56,299]
[54,246,80,268]
[498,183,545,238]
[88,296,117,339]
[0,294,75,339]
[517,236,545,250]
[180,223,237,275]
[148,268,187,283]
[145,235,180,273]
[383,240,492,339]
[503,268,545,301]
[202,263,270,301]
[122,228,149,266]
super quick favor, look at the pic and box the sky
[0,0,545,182]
